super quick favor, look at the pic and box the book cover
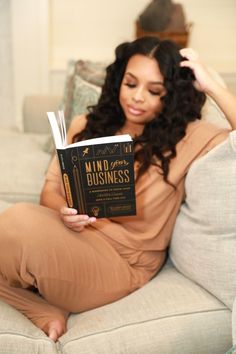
[47,111,136,218]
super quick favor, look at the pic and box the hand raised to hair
[179,48,220,95]
[60,206,96,232]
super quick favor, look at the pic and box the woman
[0,37,235,342]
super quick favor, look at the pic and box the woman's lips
[127,105,145,115]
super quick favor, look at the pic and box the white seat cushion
[58,263,231,354]
[0,264,231,354]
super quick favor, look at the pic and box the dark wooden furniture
[135,20,192,48]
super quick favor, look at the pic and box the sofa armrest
[23,95,62,134]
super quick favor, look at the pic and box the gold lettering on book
[85,160,109,173]
[84,159,132,187]
[110,159,129,170]
[63,173,73,207]
[86,170,130,186]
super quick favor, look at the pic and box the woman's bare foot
[44,319,66,342]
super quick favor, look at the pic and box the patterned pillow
[170,130,236,309]
[61,70,102,126]
[70,75,101,121]
[43,75,101,154]
[49,59,105,129]
[43,58,105,154]
[73,60,107,87]
[225,346,236,354]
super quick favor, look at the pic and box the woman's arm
[180,48,236,130]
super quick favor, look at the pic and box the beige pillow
[201,68,231,129]
[170,131,236,309]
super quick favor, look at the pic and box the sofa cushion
[233,297,236,345]
[202,95,231,129]
[0,264,231,353]
[0,200,12,213]
[201,68,230,129]
[62,64,102,125]
[0,129,51,204]
[0,300,57,354]
[43,76,102,154]
[23,95,62,134]
[72,59,107,87]
[56,263,231,354]
[170,130,236,309]
[69,75,101,122]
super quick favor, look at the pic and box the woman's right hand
[179,48,217,94]
[60,206,97,232]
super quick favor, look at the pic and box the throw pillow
[225,347,236,354]
[202,95,231,129]
[43,75,101,154]
[201,68,231,129]
[74,60,107,87]
[170,130,236,309]
[70,75,101,121]
[62,72,102,127]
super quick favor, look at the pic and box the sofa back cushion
[170,130,236,309]
[0,130,51,204]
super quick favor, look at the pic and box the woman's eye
[124,83,136,88]
[149,90,161,96]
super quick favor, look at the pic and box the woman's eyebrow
[149,81,164,86]
[125,72,164,85]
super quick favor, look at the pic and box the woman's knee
[0,202,55,251]
[0,202,36,222]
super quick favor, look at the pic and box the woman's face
[119,54,166,133]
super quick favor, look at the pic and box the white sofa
[0,87,235,353]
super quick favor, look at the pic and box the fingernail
[89,217,96,223]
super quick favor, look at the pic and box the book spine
[70,151,86,214]
[56,149,75,209]
[57,148,88,214]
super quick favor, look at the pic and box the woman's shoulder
[184,119,229,141]
[67,115,88,143]
[182,119,230,153]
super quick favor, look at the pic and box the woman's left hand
[60,206,97,232]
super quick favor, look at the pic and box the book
[47,111,136,218]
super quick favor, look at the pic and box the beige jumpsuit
[0,119,229,332]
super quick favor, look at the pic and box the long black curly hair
[73,37,206,184]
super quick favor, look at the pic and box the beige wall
[5,0,236,128]
[0,0,14,128]
[50,0,236,73]
[180,0,236,73]
[50,0,149,67]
